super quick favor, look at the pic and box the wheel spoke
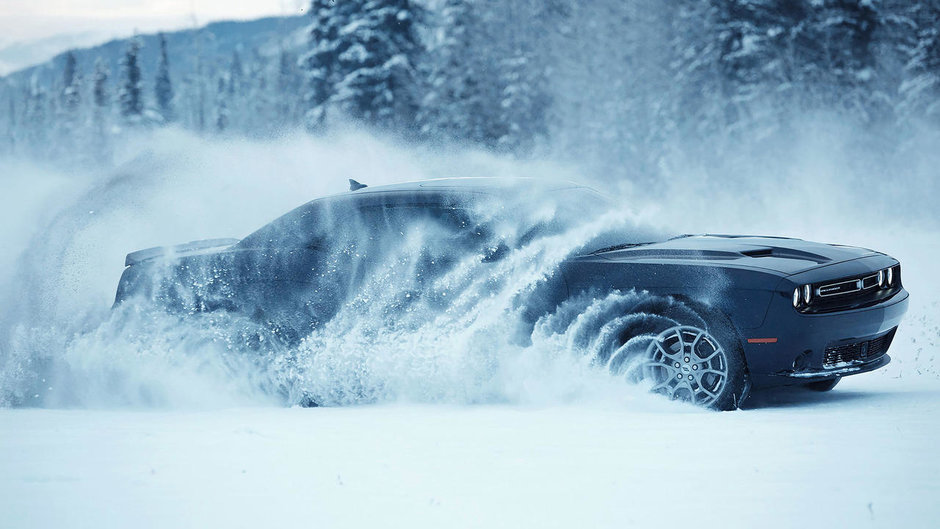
[640,361,671,375]
[655,341,681,362]
[682,381,696,404]
[649,377,673,392]
[700,368,727,378]
[675,329,685,353]
[698,386,718,400]
[697,348,722,363]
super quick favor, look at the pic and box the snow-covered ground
[1,131,938,528]
[3,374,939,528]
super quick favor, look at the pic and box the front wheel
[639,325,743,409]
[607,300,750,410]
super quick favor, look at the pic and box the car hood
[586,235,880,276]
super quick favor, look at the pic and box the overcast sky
[0,0,307,42]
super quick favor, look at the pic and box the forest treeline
[1,0,938,178]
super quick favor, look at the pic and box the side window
[238,200,351,249]
[354,204,491,245]
[240,199,497,252]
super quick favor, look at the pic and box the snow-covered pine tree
[332,0,424,131]
[419,0,500,146]
[229,51,244,96]
[119,38,144,123]
[302,0,361,130]
[24,79,48,154]
[54,51,85,160]
[242,49,272,136]
[224,50,246,131]
[93,58,109,110]
[155,33,174,123]
[2,84,16,154]
[899,2,940,126]
[711,0,807,128]
[61,51,81,113]
[664,1,733,145]
[276,49,302,129]
[800,0,882,122]
[91,57,113,161]
[215,74,229,133]
[495,49,550,154]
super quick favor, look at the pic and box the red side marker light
[747,338,778,344]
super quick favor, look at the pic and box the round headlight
[792,287,801,308]
[877,270,885,287]
[887,267,894,286]
[803,284,812,304]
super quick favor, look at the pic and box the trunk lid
[124,238,241,266]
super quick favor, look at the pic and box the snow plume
[267,205,649,407]
[0,129,674,408]
[0,118,938,408]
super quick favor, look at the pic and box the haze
[0,0,303,42]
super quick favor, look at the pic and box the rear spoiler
[125,238,241,266]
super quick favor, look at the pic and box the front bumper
[772,353,891,381]
[743,284,908,388]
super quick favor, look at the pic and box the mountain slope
[0,16,307,89]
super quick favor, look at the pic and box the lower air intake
[823,328,897,368]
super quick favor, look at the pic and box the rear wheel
[804,378,840,392]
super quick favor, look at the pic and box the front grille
[823,328,896,367]
[799,265,901,314]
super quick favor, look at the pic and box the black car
[114,178,908,410]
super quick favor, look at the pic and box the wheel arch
[669,294,754,406]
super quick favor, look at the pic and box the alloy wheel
[640,325,729,407]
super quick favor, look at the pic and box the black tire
[608,297,750,411]
[805,377,840,392]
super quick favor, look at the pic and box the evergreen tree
[3,88,16,154]
[496,50,550,154]
[243,49,272,135]
[155,33,174,122]
[802,0,882,121]
[24,79,48,152]
[419,0,500,145]
[93,58,110,109]
[61,51,81,112]
[215,75,229,132]
[899,3,940,125]
[91,57,113,160]
[276,49,302,128]
[54,51,84,159]
[229,51,244,96]
[119,38,144,122]
[301,0,361,130]
[331,0,423,131]
[301,0,423,131]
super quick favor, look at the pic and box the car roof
[340,177,590,197]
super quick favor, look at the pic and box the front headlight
[886,267,894,286]
[877,269,885,287]
[803,284,812,304]
[792,287,801,308]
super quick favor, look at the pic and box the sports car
[114,178,908,409]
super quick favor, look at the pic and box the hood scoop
[739,246,831,264]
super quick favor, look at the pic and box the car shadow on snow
[740,386,888,410]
